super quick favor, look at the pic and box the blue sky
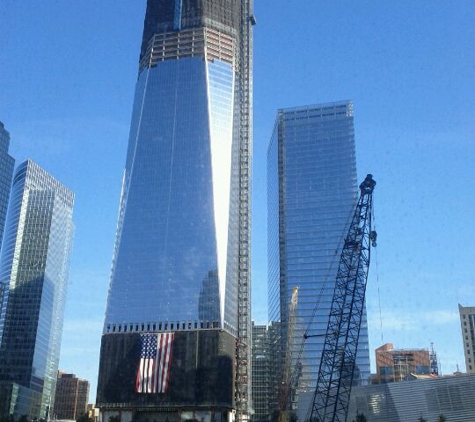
[1,0,474,401]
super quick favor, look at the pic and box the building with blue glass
[0,122,15,247]
[97,1,254,420]
[0,160,75,420]
[0,122,15,339]
[267,102,371,413]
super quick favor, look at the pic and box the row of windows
[141,27,235,71]
[106,319,221,334]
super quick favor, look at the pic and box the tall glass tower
[0,122,15,335]
[0,122,15,246]
[0,160,75,420]
[267,102,370,414]
[97,1,254,420]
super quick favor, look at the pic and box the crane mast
[306,174,376,422]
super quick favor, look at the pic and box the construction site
[273,174,377,422]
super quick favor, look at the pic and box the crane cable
[291,197,357,388]
[371,191,384,345]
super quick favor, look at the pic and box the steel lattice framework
[235,1,255,421]
[306,174,376,422]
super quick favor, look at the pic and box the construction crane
[306,174,377,422]
[279,287,299,422]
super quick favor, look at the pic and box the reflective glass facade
[104,0,251,336]
[0,160,75,420]
[99,0,253,416]
[0,122,15,247]
[105,53,235,331]
[0,123,15,334]
[267,102,370,401]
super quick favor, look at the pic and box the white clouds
[378,313,416,331]
[424,310,459,325]
[372,309,459,332]
[368,308,463,374]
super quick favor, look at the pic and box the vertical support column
[236,1,254,421]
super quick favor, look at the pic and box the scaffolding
[235,1,255,421]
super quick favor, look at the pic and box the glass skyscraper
[0,122,15,338]
[97,1,253,420]
[0,122,15,247]
[0,160,75,420]
[267,102,370,413]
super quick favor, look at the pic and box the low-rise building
[459,304,475,373]
[347,373,475,422]
[87,404,100,422]
[251,323,272,422]
[375,343,433,383]
[53,371,89,420]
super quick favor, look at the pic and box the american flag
[135,332,174,394]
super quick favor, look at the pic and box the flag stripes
[135,332,174,393]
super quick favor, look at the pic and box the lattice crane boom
[306,174,376,422]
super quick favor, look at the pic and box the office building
[0,122,15,339]
[97,1,254,421]
[251,323,271,422]
[0,160,75,420]
[375,343,433,384]
[87,404,100,422]
[0,122,14,247]
[267,102,370,410]
[347,373,475,422]
[53,371,89,420]
[459,304,475,373]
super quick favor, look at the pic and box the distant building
[0,122,15,342]
[375,343,433,384]
[53,372,89,420]
[0,122,15,246]
[86,404,100,422]
[429,342,439,376]
[347,373,475,422]
[0,160,75,420]
[267,321,282,419]
[251,323,271,422]
[458,304,475,373]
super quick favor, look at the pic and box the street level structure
[348,373,475,422]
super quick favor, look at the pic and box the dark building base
[101,409,231,422]
[97,329,236,420]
